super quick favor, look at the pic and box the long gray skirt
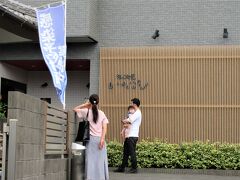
[85,135,109,180]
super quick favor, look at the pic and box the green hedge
[107,140,240,170]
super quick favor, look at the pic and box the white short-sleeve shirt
[128,109,142,137]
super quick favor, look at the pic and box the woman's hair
[89,94,99,123]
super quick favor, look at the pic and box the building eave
[0,0,38,40]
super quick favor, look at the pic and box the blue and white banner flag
[36,3,67,109]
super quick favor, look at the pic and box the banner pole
[63,0,67,110]
[35,1,63,10]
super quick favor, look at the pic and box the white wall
[0,28,31,43]
[27,71,90,110]
[0,62,28,93]
[0,63,90,110]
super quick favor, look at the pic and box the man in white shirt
[114,98,142,173]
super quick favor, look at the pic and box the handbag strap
[85,108,89,120]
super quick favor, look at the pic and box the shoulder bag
[75,109,90,144]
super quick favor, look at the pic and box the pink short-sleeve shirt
[77,108,109,137]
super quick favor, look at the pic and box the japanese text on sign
[108,73,148,90]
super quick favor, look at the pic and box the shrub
[107,140,240,170]
[107,141,123,167]
[0,101,7,119]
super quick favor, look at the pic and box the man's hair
[131,98,140,107]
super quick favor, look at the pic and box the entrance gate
[1,91,76,180]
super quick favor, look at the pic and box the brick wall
[2,0,240,104]
[17,0,86,37]
[13,0,240,46]
[98,0,240,47]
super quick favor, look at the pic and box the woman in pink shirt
[74,94,109,180]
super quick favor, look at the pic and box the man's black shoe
[113,168,125,173]
[128,168,138,173]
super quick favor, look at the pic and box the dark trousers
[120,137,138,169]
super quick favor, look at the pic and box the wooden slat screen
[100,46,240,143]
[45,105,68,154]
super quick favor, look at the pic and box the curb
[109,167,240,176]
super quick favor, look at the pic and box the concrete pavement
[109,169,240,180]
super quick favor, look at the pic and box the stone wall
[6,91,75,180]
